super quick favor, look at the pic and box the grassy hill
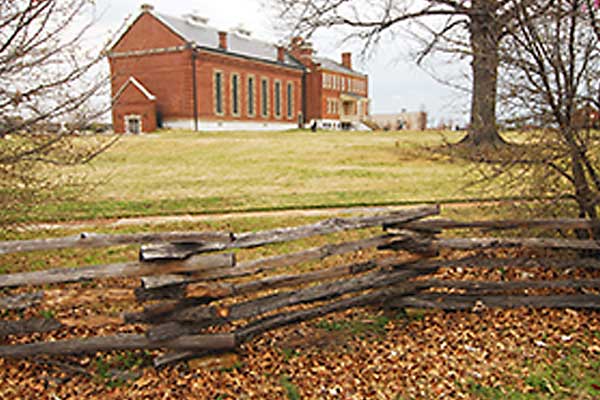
[17,130,483,223]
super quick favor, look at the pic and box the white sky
[91,0,468,125]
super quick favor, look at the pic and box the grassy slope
[21,129,482,223]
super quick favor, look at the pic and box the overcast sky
[92,0,468,125]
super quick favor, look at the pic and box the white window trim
[261,77,270,118]
[231,73,241,118]
[247,74,256,118]
[286,82,294,120]
[273,79,283,119]
[213,69,225,116]
[124,114,142,134]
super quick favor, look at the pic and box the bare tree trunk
[461,0,505,147]
[569,150,600,242]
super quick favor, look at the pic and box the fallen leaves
[61,315,124,329]
[188,352,241,371]
[589,345,600,354]
[0,244,599,398]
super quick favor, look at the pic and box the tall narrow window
[261,78,269,118]
[274,80,282,118]
[247,76,255,117]
[287,82,293,119]
[214,71,223,115]
[231,74,240,116]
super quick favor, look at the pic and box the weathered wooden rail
[0,204,599,367]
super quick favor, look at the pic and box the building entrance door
[126,116,141,134]
[342,101,355,116]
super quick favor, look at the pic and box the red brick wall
[304,68,368,122]
[110,50,193,122]
[112,83,157,133]
[112,13,185,53]
[317,69,369,120]
[195,51,304,124]
[305,69,322,121]
[109,12,193,126]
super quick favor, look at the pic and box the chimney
[277,46,285,63]
[299,45,313,62]
[141,3,154,12]
[291,36,304,49]
[342,52,352,69]
[289,36,313,67]
[218,31,228,50]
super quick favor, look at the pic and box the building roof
[111,7,367,76]
[113,77,156,102]
[314,56,366,78]
[152,12,304,70]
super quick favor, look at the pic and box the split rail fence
[0,205,599,367]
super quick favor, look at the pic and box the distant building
[108,4,371,133]
[288,37,370,131]
[368,111,427,131]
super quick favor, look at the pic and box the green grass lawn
[15,129,489,223]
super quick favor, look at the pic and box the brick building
[288,37,370,131]
[109,4,370,133]
[369,111,428,131]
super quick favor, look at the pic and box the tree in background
[475,0,600,231]
[0,0,119,228]
[271,0,549,148]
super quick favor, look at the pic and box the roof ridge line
[113,76,156,102]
